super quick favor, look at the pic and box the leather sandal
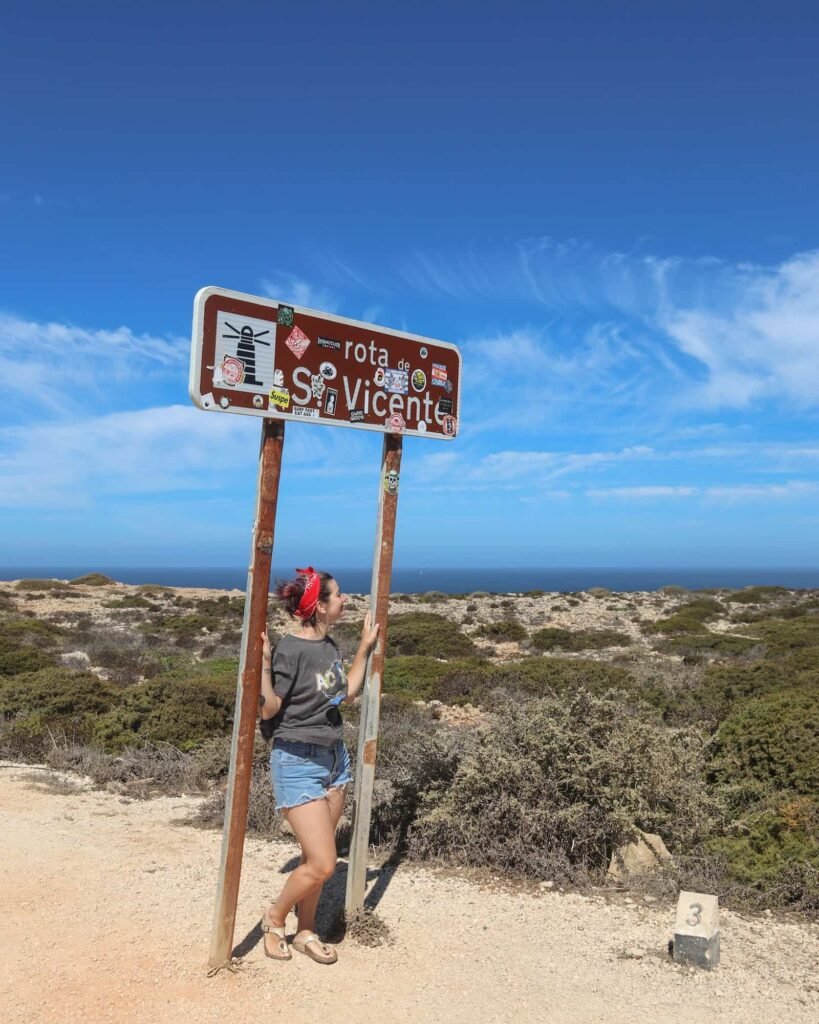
[292,931,338,965]
[261,915,291,961]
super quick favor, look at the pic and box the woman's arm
[259,630,282,720]
[343,612,380,702]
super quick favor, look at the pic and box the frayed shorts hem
[275,781,349,813]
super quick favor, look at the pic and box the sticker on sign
[190,286,461,440]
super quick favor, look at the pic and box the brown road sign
[190,286,461,440]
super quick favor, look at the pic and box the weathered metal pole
[346,432,403,918]
[208,418,285,968]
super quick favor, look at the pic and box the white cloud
[0,404,373,508]
[586,482,818,502]
[412,445,655,491]
[0,313,187,414]
[261,274,337,314]
[660,251,819,407]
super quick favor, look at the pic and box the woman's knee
[304,855,336,883]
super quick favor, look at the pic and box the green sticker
[277,305,294,327]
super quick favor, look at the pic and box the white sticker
[319,361,337,380]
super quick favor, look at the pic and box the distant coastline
[2,566,819,594]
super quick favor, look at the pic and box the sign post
[208,418,284,968]
[346,432,402,918]
[190,286,460,965]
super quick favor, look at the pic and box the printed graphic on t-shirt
[315,660,348,706]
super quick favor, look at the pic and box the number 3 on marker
[686,902,703,927]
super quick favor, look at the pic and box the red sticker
[442,415,457,436]
[285,326,311,358]
[221,356,245,386]
[387,413,406,433]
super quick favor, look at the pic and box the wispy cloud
[587,482,818,502]
[0,313,187,415]
[0,404,374,508]
[261,273,337,313]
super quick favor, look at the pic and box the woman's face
[320,578,348,625]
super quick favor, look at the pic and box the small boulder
[607,829,673,882]
[61,651,91,669]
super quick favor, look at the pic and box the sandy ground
[1,765,817,1024]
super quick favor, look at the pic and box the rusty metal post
[345,433,403,918]
[208,418,285,968]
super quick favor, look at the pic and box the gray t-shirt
[262,633,348,747]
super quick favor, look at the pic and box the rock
[61,651,91,669]
[607,830,673,882]
[623,947,645,960]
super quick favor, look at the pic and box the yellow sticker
[269,387,290,410]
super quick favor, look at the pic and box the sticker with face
[277,305,294,327]
[411,369,427,392]
[311,374,326,400]
[319,361,337,380]
[324,388,338,416]
[384,468,400,495]
[387,413,406,433]
[253,394,264,408]
[285,326,311,358]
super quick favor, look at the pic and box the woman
[258,566,379,964]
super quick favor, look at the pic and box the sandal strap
[262,922,286,936]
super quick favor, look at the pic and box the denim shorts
[270,739,352,812]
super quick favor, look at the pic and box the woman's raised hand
[360,612,380,651]
[261,629,272,664]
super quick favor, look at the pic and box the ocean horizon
[2,566,819,594]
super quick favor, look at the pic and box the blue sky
[2,0,819,569]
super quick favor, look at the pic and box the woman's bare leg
[264,796,338,929]
[295,785,347,936]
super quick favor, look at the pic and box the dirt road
[1,763,816,1024]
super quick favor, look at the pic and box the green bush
[429,656,631,706]
[0,618,62,677]
[725,586,790,604]
[386,612,476,659]
[474,620,527,643]
[531,627,631,652]
[657,632,761,659]
[383,656,457,701]
[14,578,65,591]
[746,616,819,655]
[70,573,116,586]
[703,797,819,908]
[709,688,818,797]
[103,595,159,610]
[650,598,723,634]
[408,690,715,880]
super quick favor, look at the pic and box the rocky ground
[2,762,818,1024]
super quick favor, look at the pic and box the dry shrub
[408,690,715,882]
[44,734,233,796]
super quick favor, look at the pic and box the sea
[2,566,819,594]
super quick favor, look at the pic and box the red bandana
[294,566,321,620]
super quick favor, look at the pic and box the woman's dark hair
[274,570,335,627]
